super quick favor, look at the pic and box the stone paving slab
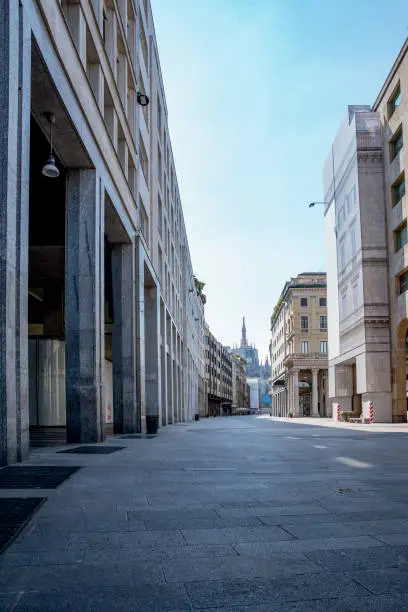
[181,525,294,545]
[196,594,408,611]
[184,573,369,608]
[305,545,408,571]
[162,552,320,582]
[2,416,408,610]
[11,584,191,611]
[233,535,386,556]
[282,519,408,539]
[0,560,165,594]
[354,567,408,595]
[80,543,238,564]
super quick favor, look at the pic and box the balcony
[284,352,328,367]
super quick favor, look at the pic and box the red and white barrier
[369,401,374,423]
[332,403,341,421]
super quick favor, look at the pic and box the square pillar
[293,369,300,416]
[160,301,167,426]
[334,364,353,413]
[145,282,160,423]
[65,170,104,443]
[135,240,146,432]
[0,2,31,465]
[312,368,319,417]
[112,242,137,433]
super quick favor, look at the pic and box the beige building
[231,353,248,412]
[205,325,233,417]
[373,40,408,422]
[323,38,408,423]
[270,274,328,417]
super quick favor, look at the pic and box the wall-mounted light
[42,113,59,179]
[137,92,150,107]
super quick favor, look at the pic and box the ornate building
[270,273,328,417]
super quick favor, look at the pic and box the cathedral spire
[241,316,247,348]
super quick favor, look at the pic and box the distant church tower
[240,316,248,348]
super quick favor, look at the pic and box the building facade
[0,0,204,465]
[323,107,392,422]
[373,41,408,422]
[323,38,408,423]
[230,353,248,412]
[270,274,328,417]
[205,325,233,416]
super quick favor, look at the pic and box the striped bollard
[337,404,341,422]
[369,401,374,423]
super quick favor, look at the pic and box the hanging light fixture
[137,91,150,107]
[42,112,60,178]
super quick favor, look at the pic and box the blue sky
[152,0,408,358]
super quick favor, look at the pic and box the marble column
[145,283,160,424]
[65,170,104,443]
[160,303,167,426]
[293,369,300,416]
[166,315,173,424]
[112,242,137,433]
[288,375,293,416]
[312,368,319,417]
[0,1,31,465]
[135,240,145,432]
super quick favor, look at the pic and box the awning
[273,379,285,386]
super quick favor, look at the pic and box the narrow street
[2,417,408,610]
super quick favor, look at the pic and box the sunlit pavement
[265,415,408,433]
[2,416,408,610]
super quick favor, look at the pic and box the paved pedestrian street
[2,416,408,610]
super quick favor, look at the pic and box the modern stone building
[0,0,205,465]
[269,273,328,417]
[323,38,408,423]
[323,107,391,422]
[204,325,233,416]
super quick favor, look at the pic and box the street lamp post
[308,201,330,208]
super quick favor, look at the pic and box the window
[350,226,356,257]
[352,284,358,311]
[320,341,327,354]
[390,126,403,161]
[301,341,309,354]
[337,205,346,229]
[392,173,405,206]
[340,239,346,270]
[140,199,149,245]
[319,298,327,307]
[388,83,401,118]
[140,19,148,72]
[158,196,163,236]
[158,246,162,284]
[157,94,162,134]
[300,298,308,307]
[395,223,408,251]
[320,315,327,331]
[300,315,308,331]
[139,137,148,186]
[341,292,347,317]
[157,146,162,185]
[399,271,408,295]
